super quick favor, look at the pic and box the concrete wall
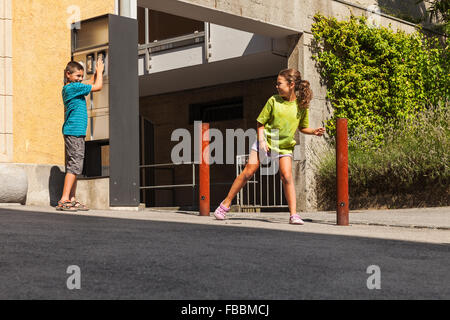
[14,163,109,209]
[0,0,12,162]
[152,0,419,35]
[146,43,205,74]
[137,0,424,211]
[348,0,429,22]
[209,23,274,62]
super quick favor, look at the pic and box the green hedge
[311,14,449,149]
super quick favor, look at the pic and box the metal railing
[138,31,207,74]
[236,154,288,210]
[138,32,206,55]
[141,155,289,210]
[140,162,197,206]
[137,16,210,74]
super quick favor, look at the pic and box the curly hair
[278,68,313,108]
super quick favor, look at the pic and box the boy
[56,58,104,211]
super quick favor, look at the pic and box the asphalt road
[0,208,449,299]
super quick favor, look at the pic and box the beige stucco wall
[0,0,13,162]
[12,0,115,165]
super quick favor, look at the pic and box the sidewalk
[240,206,450,230]
[1,203,449,230]
[1,204,449,245]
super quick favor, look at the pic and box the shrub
[311,14,449,149]
[315,107,450,208]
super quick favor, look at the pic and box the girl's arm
[257,122,265,142]
[300,127,325,136]
[257,122,269,152]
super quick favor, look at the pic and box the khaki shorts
[64,135,85,175]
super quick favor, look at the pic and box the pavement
[1,204,449,244]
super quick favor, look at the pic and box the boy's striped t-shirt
[62,82,92,136]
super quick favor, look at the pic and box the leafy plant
[314,107,450,209]
[311,14,449,149]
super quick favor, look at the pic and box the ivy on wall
[311,14,449,148]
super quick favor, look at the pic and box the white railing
[236,154,288,210]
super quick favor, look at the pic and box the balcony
[137,8,289,96]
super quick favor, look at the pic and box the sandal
[56,200,77,212]
[72,201,89,211]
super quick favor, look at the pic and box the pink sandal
[214,202,230,220]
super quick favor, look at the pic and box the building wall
[140,77,276,207]
[0,0,12,162]
[3,0,427,209]
[140,0,422,210]
[11,0,115,165]
[346,0,430,22]
[171,0,420,35]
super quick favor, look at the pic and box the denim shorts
[64,135,85,175]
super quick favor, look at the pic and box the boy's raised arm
[91,58,104,92]
[83,73,95,85]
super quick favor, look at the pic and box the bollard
[336,118,349,226]
[199,123,210,216]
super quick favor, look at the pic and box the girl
[214,68,325,224]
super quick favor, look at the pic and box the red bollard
[336,118,349,226]
[199,123,210,216]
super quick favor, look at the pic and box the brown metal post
[336,118,349,226]
[199,122,210,216]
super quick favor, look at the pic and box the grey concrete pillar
[289,32,329,211]
[287,33,308,212]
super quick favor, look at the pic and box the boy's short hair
[64,61,84,84]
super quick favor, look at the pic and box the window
[189,97,244,124]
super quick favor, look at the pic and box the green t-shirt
[256,95,309,154]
